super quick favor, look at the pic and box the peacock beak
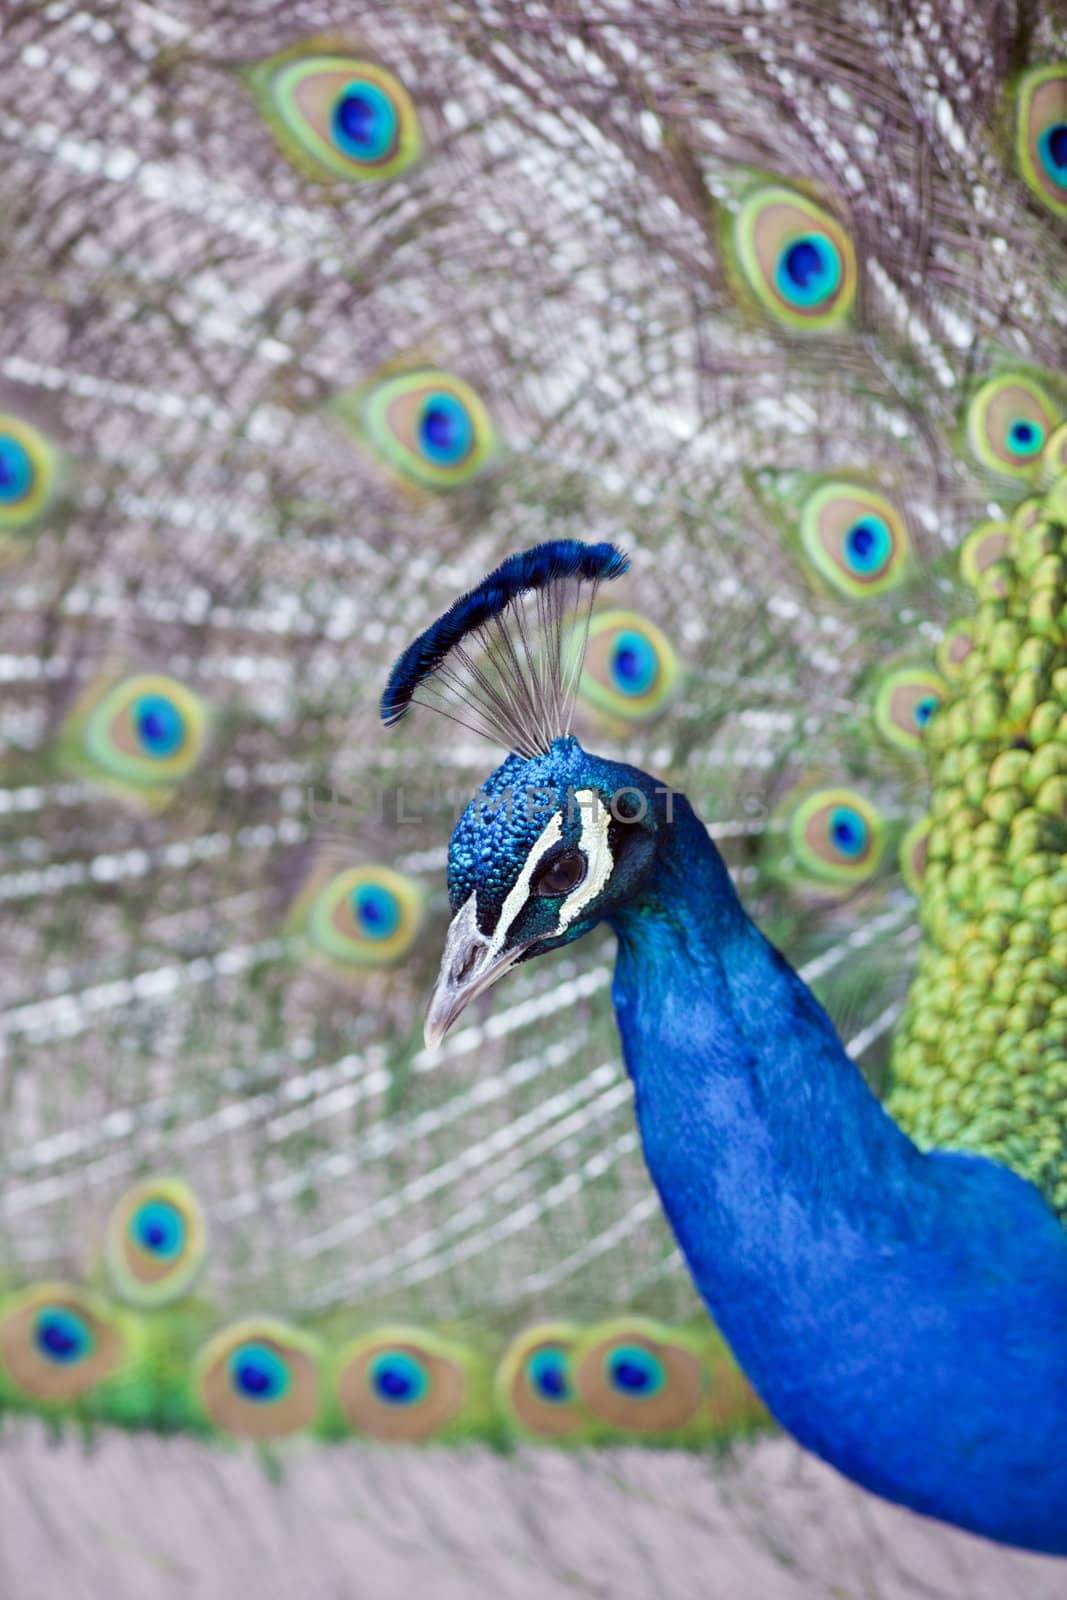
[424,894,529,1050]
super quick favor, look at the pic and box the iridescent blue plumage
[387,544,1067,1556]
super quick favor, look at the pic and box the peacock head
[427,736,663,1044]
[380,540,666,1045]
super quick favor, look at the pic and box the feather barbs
[380,540,631,756]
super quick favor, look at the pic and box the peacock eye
[534,849,586,897]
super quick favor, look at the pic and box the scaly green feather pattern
[890,470,1067,1215]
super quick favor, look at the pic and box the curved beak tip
[422,894,526,1052]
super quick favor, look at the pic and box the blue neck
[609,795,1067,1555]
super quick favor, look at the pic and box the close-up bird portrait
[3,3,1067,1597]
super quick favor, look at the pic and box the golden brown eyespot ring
[0,1284,123,1404]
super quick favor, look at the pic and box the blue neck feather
[609,793,1067,1554]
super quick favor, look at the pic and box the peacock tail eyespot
[343,368,495,491]
[197,1320,321,1440]
[249,47,423,185]
[959,520,1012,588]
[0,1285,123,1403]
[0,413,61,534]
[572,1321,704,1433]
[966,374,1062,479]
[900,817,931,897]
[578,611,680,723]
[788,788,885,886]
[1016,66,1067,217]
[732,187,857,331]
[495,1324,582,1438]
[304,865,422,967]
[335,1329,467,1442]
[104,1178,207,1309]
[78,673,208,792]
[873,668,947,753]
[797,483,911,598]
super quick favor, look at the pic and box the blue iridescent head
[381,541,668,1044]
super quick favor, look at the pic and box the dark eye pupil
[539,852,585,895]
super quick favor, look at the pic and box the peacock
[1,0,1067,1580]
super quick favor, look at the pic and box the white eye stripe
[557,788,613,932]
[487,788,615,955]
[485,811,563,964]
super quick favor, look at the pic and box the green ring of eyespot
[357,370,495,490]
[797,483,910,599]
[787,788,885,886]
[965,374,1061,479]
[80,674,207,788]
[304,866,421,966]
[262,54,423,183]
[0,414,60,530]
[732,186,857,330]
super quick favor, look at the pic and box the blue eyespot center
[528,1347,570,1403]
[776,233,842,307]
[134,695,186,758]
[352,883,401,941]
[1007,417,1044,457]
[131,1198,186,1259]
[611,630,658,697]
[369,1351,428,1406]
[332,81,397,161]
[34,1307,92,1365]
[417,393,474,465]
[844,516,891,573]
[0,434,34,504]
[230,1342,290,1403]
[914,695,938,727]
[829,806,868,857]
[1038,123,1067,187]
[606,1344,665,1397]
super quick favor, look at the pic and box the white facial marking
[557,788,614,931]
[485,810,563,963]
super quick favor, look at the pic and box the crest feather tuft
[381,540,629,755]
